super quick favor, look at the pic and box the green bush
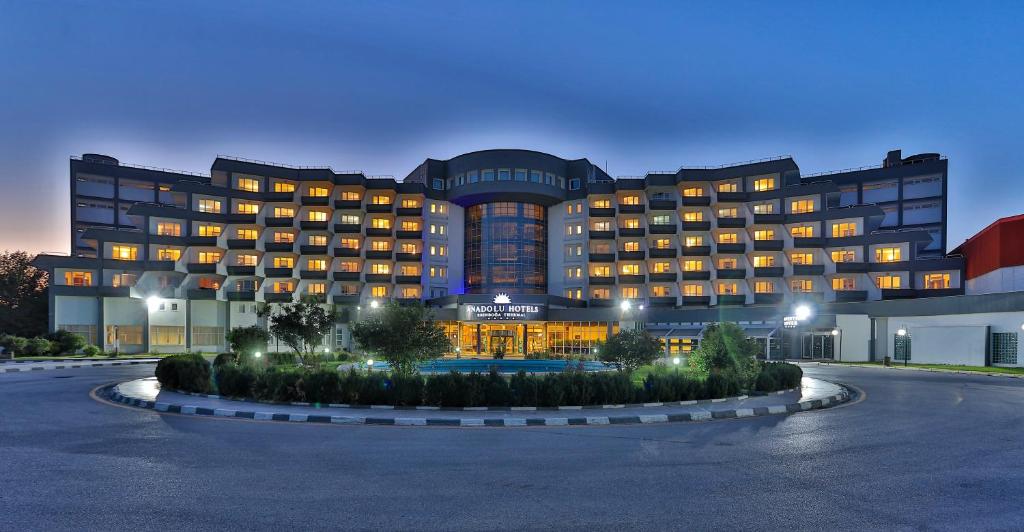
[390,373,425,406]
[754,370,778,392]
[215,364,258,397]
[212,352,237,368]
[46,330,87,355]
[643,373,703,402]
[23,337,53,356]
[0,334,29,356]
[154,354,211,393]
[268,352,297,366]
[756,362,802,391]
[688,322,760,389]
[81,344,102,357]
[253,367,306,402]
[301,369,342,404]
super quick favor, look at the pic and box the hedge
[168,361,804,407]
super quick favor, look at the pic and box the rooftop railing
[71,155,210,179]
[802,156,947,178]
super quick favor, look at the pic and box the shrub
[0,334,29,356]
[302,369,342,404]
[597,329,663,372]
[81,344,102,357]
[45,330,87,354]
[215,364,258,397]
[225,326,270,357]
[154,354,211,393]
[390,374,425,406]
[756,362,802,391]
[268,352,297,366]
[688,323,760,389]
[213,352,237,368]
[509,370,539,406]
[253,367,306,402]
[23,337,53,356]
[642,373,703,403]
[754,370,778,393]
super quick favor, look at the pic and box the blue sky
[1,1,1022,253]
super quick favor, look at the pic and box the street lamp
[792,304,812,360]
[638,304,645,311]
[146,295,163,312]
[619,300,632,312]
[366,358,375,372]
[831,328,842,362]
[254,351,262,358]
[897,326,908,367]
[370,300,380,309]
[672,356,681,374]
[794,304,812,321]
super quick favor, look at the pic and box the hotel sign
[457,293,547,321]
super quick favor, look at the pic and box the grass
[822,360,1024,375]
[630,363,699,384]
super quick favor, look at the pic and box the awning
[647,327,704,338]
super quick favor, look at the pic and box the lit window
[371,195,391,205]
[752,203,774,214]
[274,257,294,268]
[754,280,774,293]
[593,199,611,209]
[791,225,814,238]
[754,229,775,241]
[876,275,901,289]
[371,240,391,251]
[237,177,260,192]
[564,288,583,300]
[198,278,220,290]
[621,195,641,205]
[430,245,447,256]
[592,221,612,231]
[197,224,221,237]
[371,263,391,274]
[198,251,221,264]
[717,257,738,269]
[371,286,389,298]
[651,285,671,297]
[156,222,181,236]
[274,232,294,243]
[791,199,815,214]
[400,198,420,209]
[273,182,296,193]
[875,247,902,263]
[307,186,329,197]
[682,187,703,197]
[371,218,391,229]
[717,207,737,218]
[157,248,181,261]
[683,260,703,272]
[308,234,327,246]
[399,265,419,276]
[593,266,612,277]
[111,245,137,261]
[790,252,813,265]
[307,211,328,222]
[831,250,856,263]
[718,232,738,244]
[717,282,738,294]
[274,281,294,293]
[623,241,640,252]
[273,207,295,218]
[401,220,420,231]
[651,262,671,273]
[592,288,611,299]
[753,177,775,192]
[791,279,813,292]
[685,236,704,247]
[307,259,327,271]
[236,201,259,215]
[340,191,360,201]
[308,283,326,295]
[621,264,640,275]
[339,238,359,249]
[198,199,222,213]
[622,218,640,229]
[717,182,738,193]
[338,261,359,272]
[683,284,704,297]
[237,254,257,266]
[565,267,582,280]
[832,222,857,238]
[653,239,671,249]
[64,271,92,286]
[923,273,951,289]
[683,211,703,222]
[752,255,775,267]
[621,286,639,298]
[401,287,420,299]
[236,228,258,240]
[832,277,856,291]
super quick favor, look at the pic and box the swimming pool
[358,358,613,374]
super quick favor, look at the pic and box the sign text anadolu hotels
[458,293,547,321]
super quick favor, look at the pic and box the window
[274,281,294,293]
[651,286,671,297]
[791,279,813,293]
[274,231,294,243]
[565,267,582,280]
[340,191,360,201]
[400,220,421,231]
[623,241,640,252]
[401,287,421,299]
[683,260,703,272]
[198,224,221,237]
[790,252,813,265]
[236,201,259,215]
[621,286,639,299]
[237,177,260,192]
[399,265,420,276]
[198,278,220,290]
[717,257,738,269]
[754,280,775,293]
[151,326,185,346]
[621,264,640,275]
[338,214,359,225]
[593,199,611,209]
[790,199,815,214]
[156,222,181,236]
[370,217,390,229]
[307,259,327,271]
[752,202,774,214]
[338,261,359,272]
[274,182,296,193]
[622,218,640,229]
[682,187,703,197]
[863,180,898,203]
[717,282,738,294]
[830,249,855,263]
[717,182,738,193]
[400,242,419,254]
[429,266,447,278]
[717,207,737,218]
[684,236,704,247]
[430,245,447,256]
[308,234,327,246]
[111,245,137,261]
[429,202,447,214]
[753,177,775,191]
[923,273,951,289]
[652,239,671,249]
[401,198,420,209]
[273,256,294,268]
[832,222,857,238]
[432,178,444,190]
[497,169,511,181]
[752,255,775,267]
[564,288,583,300]
[198,199,222,213]
[569,178,581,190]
[273,207,295,218]
[339,238,359,249]
[621,195,641,205]
[192,326,224,346]
[592,221,612,231]
[307,186,329,197]
[876,275,901,289]
[371,195,392,205]
[64,271,92,286]
[683,284,704,297]
[308,283,326,295]
[790,225,814,238]
[370,240,391,251]
[875,247,902,263]
[754,229,775,241]
[991,332,1018,365]
[370,263,390,275]
[429,224,445,235]
[651,262,672,273]
[198,251,221,264]
[307,211,328,222]
[236,228,258,240]
[718,232,738,244]
[683,211,703,222]
[832,277,856,291]
[371,286,389,298]
[236,254,257,266]
[592,266,612,277]
[481,169,494,182]
[156,248,181,261]
[565,244,583,257]
[591,288,611,299]
[106,325,143,346]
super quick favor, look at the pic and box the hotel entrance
[441,321,614,359]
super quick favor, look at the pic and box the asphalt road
[1,364,1022,531]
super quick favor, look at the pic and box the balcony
[682,270,711,281]
[299,245,328,255]
[186,288,218,300]
[334,223,361,234]
[881,288,918,300]
[682,245,711,256]
[754,293,784,305]
[333,247,360,257]
[145,260,176,271]
[834,290,868,302]
[265,292,294,303]
[396,275,421,284]
[617,250,645,260]
[716,294,746,305]
[717,217,746,229]
[365,227,393,237]
[396,206,423,216]
[588,298,615,308]
[618,275,645,284]
[334,199,362,209]
[618,204,646,214]
[299,270,328,280]
[333,271,361,281]
[716,191,748,202]
[396,230,423,240]
[682,221,711,231]
[365,250,393,260]
[365,273,392,283]
[264,267,293,278]
[618,228,645,237]
[681,196,711,206]
[264,242,293,252]
[226,213,257,224]
[753,213,786,224]
[648,296,677,307]
[395,252,423,262]
[300,195,330,206]
[588,253,615,263]
[226,290,256,301]
[365,203,393,213]
[792,264,825,276]
[187,236,218,246]
[716,243,746,254]
[791,292,825,304]
[754,267,785,277]
[264,191,294,202]
[716,268,747,279]
[226,238,257,250]
[682,295,710,306]
[332,295,360,305]
[648,272,678,282]
[300,220,329,231]
[589,207,616,218]
[264,217,295,228]
[187,263,218,274]
[649,248,678,258]
[589,230,616,240]
[835,262,869,273]
[226,265,256,276]
[588,276,615,285]
[305,294,328,304]
[648,223,677,235]
[648,199,677,211]
[792,237,826,248]
[753,239,785,252]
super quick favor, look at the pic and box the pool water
[361,359,612,374]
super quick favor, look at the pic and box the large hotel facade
[36,148,964,360]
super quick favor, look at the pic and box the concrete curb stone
[0,360,158,373]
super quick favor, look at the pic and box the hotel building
[35,149,965,359]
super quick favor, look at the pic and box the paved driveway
[1,364,1022,530]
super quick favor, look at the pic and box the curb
[811,362,1024,379]
[104,384,852,428]
[0,360,158,373]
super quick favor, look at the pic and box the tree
[0,251,48,338]
[225,325,270,359]
[688,322,760,387]
[0,334,28,356]
[597,328,662,372]
[45,329,86,355]
[350,302,451,376]
[268,297,336,367]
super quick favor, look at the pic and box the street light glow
[638,304,645,310]
[897,328,907,336]
[619,300,631,311]
[794,304,812,321]
[254,351,262,358]
[832,329,840,336]
[370,300,380,309]
[146,296,163,311]
[366,359,374,366]
[672,356,680,365]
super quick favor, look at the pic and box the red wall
[959,214,1024,280]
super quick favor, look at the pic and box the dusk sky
[2,1,1022,254]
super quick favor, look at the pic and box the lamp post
[792,304,812,360]
[831,328,842,362]
[367,358,375,373]
[672,356,681,374]
[897,326,908,367]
